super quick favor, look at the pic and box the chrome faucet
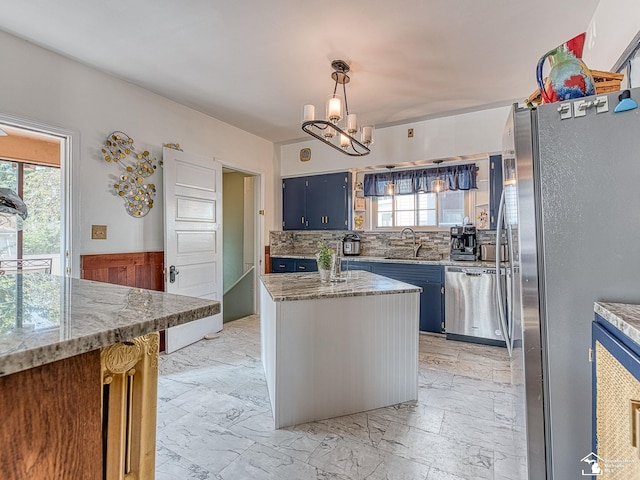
[401,227,422,257]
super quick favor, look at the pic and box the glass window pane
[395,210,414,226]
[377,196,393,212]
[0,161,19,260]
[417,210,436,226]
[395,195,415,210]
[418,192,436,209]
[378,211,393,227]
[22,165,61,256]
[439,191,465,226]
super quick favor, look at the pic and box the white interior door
[163,147,222,353]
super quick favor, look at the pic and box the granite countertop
[271,253,499,268]
[0,273,220,377]
[260,270,422,302]
[595,302,640,347]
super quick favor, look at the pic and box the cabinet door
[341,260,373,272]
[306,172,350,230]
[593,320,640,478]
[295,259,318,272]
[282,177,307,230]
[422,282,444,333]
[271,257,295,273]
[489,154,503,230]
[324,172,351,229]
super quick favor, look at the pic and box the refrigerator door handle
[506,222,516,353]
[496,189,513,357]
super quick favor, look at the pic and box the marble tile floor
[156,315,526,480]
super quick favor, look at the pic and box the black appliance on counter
[449,225,477,261]
[342,234,361,256]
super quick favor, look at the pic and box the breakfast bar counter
[260,270,421,428]
[0,273,219,480]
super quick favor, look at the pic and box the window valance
[363,163,477,197]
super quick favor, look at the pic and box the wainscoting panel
[81,251,164,292]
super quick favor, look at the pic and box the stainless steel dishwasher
[444,265,508,346]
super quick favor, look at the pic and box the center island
[260,270,421,429]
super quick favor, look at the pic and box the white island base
[260,271,420,429]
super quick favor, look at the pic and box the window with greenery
[0,160,61,262]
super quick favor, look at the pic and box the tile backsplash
[270,230,499,261]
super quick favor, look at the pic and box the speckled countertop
[0,273,220,377]
[260,270,422,302]
[271,254,500,268]
[595,302,640,347]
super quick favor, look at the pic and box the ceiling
[0,0,601,145]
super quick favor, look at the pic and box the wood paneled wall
[81,252,164,292]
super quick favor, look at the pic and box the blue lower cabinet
[342,261,444,333]
[271,257,317,273]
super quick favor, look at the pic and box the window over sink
[373,190,466,228]
[364,162,475,230]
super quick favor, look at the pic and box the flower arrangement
[316,241,333,270]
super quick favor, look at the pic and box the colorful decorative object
[354,214,364,230]
[476,208,488,229]
[101,132,159,217]
[536,32,595,104]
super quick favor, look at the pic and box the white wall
[584,0,640,70]
[278,106,510,227]
[0,30,277,276]
[280,106,510,178]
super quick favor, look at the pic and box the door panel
[163,147,222,353]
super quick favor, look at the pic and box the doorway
[222,167,260,322]
[0,118,75,276]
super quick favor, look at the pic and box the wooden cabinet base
[0,332,159,480]
[0,350,103,479]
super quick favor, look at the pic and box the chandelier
[302,60,373,156]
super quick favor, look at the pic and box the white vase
[318,267,331,282]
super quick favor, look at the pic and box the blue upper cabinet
[489,154,503,230]
[282,176,307,230]
[283,172,352,230]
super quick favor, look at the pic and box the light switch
[92,225,107,239]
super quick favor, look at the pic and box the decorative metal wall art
[101,131,159,217]
[163,143,183,151]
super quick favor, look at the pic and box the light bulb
[347,114,358,134]
[327,95,342,123]
[361,125,374,145]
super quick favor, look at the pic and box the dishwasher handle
[445,266,497,275]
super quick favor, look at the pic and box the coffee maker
[449,225,477,261]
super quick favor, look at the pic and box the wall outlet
[92,224,107,239]
[408,128,414,138]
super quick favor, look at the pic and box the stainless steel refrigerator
[497,88,640,479]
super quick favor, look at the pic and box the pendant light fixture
[386,166,395,196]
[302,60,373,157]
[431,160,447,193]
